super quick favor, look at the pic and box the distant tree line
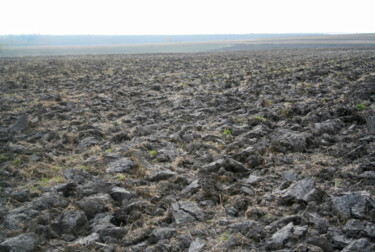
[0,34,324,47]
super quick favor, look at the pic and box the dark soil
[0,48,375,251]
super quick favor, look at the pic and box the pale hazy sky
[1,0,374,35]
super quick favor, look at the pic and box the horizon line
[0,32,364,36]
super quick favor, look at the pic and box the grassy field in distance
[0,43,232,57]
[1,34,375,57]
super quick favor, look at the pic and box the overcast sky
[1,0,374,35]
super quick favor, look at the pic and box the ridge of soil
[0,48,374,251]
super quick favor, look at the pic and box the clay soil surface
[0,48,375,251]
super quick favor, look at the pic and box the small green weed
[51,176,65,184]
[12,159,20,166]
[117,174,126,181]
[264,99,273,107]
[40,176,65,187]
[218,232,230,242]
[337,72,348,81]
[105,148,112,153]
[262,213,269,219]
[277,108,290,117]
[0,154,7,162]
[223,129,232,135]
[253,115,266,121]
[79,165,90,172]
[52,166,61,172]
[149,150,157,156]
[40,177,50,187]
[356,103,365,111]
[334,179,342,188]
[178,82,187,87]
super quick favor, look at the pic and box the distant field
[0,43,232,57]
[210,34,375,52]
[1,34,375,57]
